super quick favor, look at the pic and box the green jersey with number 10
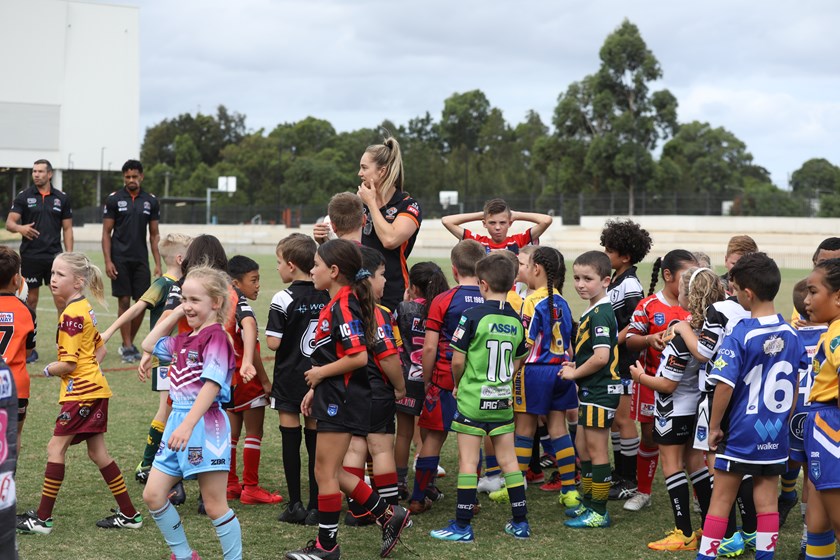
[451,300,528,422]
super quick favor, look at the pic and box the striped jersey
[56,297,111,402]
[521,286,573,364]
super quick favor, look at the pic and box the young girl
[502,247,578,507]
[600,218,651,499]
[286,239,411,560]
[801,258,840,559]
[141,265,240,560]
[630,267,722,550]
[342,246,406,524]
[624,249,697,512]
[17,252,143,534]
[393,262,449,500]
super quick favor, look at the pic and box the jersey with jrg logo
[708,314,807,464]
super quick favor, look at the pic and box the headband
[688,267,712,291]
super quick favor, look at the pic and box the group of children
[4,194,840,560]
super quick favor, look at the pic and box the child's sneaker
[539,453,557,469]
[564,509,611,528]
[608,478,637,500]
[380,505,411,558]
[488,487,509,504]
[477,475,503,494]
[540,471,563,492]
[96,509,143,529]
[240,485,283,504]
[134,462,151,484]
[278,501,308,524]
[647,528,699,551]
[437,465,446,478]
[226,482,243,500]
[171,552,201,560]
[168,481,186,506]
[504,519,531,539]
[564,504,587,518]
[524,468,545,484]
[285,539,340,560]
[623,491,651,511]
[424,486,444,502]
[344,510,376,527]
[742,530,756,551]
[558,489,581,509]
[430,520,474,542]
[718,531,745,557]
[16,510,53,534]
[408,497,432,514]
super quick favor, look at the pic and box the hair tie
[688,267,712,291]
[355,268,372,281]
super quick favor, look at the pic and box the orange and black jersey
[362,190,422,311]
[0,294,36,399]
[310,285,371,431]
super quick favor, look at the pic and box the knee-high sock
[456,473,477,528]
[805,529,836,559]
[636,442,658,494]
[150,502,192,559]
[538,424,555,458]
[590,463,611,515]
[227,437,239,487]
[514,434,533,473]
[697,514,728,560]
[373,472,399,505]
[737,475,757,534]
[580,460,593,510]
[37,462,64,520]
[665,471,692,537]
[529,433,542,473]
[611,430,622,473]
[344,466,368,518]
[304,428,318,510]
[317,493,342,550]
[410,456,438,502]
[780,466,799,500]
[242,436,261,487]
[689,467,713,525]
[504,471,527,522]
[484,454,501,478]
[553,435,576,491]
[100,461,138,517]
[142,419,166,468]
[280,426,302,505]
[212,509,243,560]
[755,512,778,560]
[620,436,640,482]
[349,478,389,519]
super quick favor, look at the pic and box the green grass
[17,252,809,559]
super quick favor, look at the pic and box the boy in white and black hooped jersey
[266,234,329,525]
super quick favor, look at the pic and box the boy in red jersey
[441,198,552,253]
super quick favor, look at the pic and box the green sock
[142,420,165,467]
[581,460,592,510]
[590,463,611,515]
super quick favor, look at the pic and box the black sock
[665,472,692,537]
[689,467,713,525]
[280,425,303,505]
[611,431,622,475]
[507,479,528,523]
[737,476,757,534]
[726,504,738,538]
[530,430,542,473]
[304,428,318,510]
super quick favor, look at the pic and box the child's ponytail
[648,257,662,296]
[56,252,107,306]
[408,262,449,316]
[532,247,563,335]
[682,267,726,329]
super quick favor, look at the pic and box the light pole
[97,147,106,206]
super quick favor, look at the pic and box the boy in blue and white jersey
[696,253,807,560]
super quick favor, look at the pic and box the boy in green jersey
[429,252,529,542]
[561,250,621,529]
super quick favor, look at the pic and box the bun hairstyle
[317,239,378,349]
[55,252,106,305]
[365,135,404,198]
[681,267,726,329]
[648,249,697,296]
[408,262,449,315]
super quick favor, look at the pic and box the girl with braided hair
[490,246,579,507]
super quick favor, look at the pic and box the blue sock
[540,434,555,458]
[552,435,576,488]
[411,456,439,502]
[567,421,578,449]
[514,434,533,472]
[212,509,243,560]
[485,454,501,478]
[150,502,192,560]
[806,529,836,559]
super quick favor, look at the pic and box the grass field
[16,251,811,559]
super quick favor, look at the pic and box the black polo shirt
[103,188,160,263]
[362,190,422,311]
[9,185,72,260]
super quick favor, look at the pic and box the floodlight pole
[97,146,105,206]
[206,188,224,225]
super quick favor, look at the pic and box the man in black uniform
[0,356,19,559]
[101,159,161,362]
[5,159,74,363]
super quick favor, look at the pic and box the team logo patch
[159,366,169,380]
[26,197,36,205]
[607,384,622,394]
[594,326,609,337]
[790,412,806,440]
[810,459,821,480]
[53,198,61,207]
[610,290,620,303]
[66,379,74,393]
[327,404,339,417]
[59,315,85,337]
[712,357,728,371]
[0,312,12,323]
[696,426,707,441]
[143,201,151,210]
[763,335,785,356]
[188,447,203,466]
[156,442,165,456]
[78,406,91,418]
[653,312,665,326]
[118,200,128,208]
[320,319,330,333]
[57,411,71,425]
[830,336,840,352]
[0,369,11,399]
[452,327,465,342]
[385,207,398,219]
[187,350,199,366]
[89,309,97,326]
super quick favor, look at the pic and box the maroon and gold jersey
[56,297,111,402]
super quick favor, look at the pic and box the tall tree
[790,158,840,198]
[440,90,491,201]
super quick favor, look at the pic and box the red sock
[373,472,399,505]
[37,462,65,520]
[636,442,659,495]
[228,437,239,487]
[242,436,261,487]
[100,461,138,517]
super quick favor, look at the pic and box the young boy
[267,234,329,525]
[410,239,487,513]
[430,252,529,541]
[441,198,552,253]
[101,233,191,484]
[225,255,280,505]
[313,192,365,244]
[0,246,36,453]
[695,253,806,560]
[561,250,621,528]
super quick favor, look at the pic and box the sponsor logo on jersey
[0,471,16,510]
[830,336,840,352]
[327,404,339,416]
[65,379,74,393]
[407,203,420,217]
[0,312,12,323]
[481,385,512,399]
[607,384,622,394]
[26,197,37,206]
[385,207,398,219]
[188,447,203,465]
[53,198,61,207]
[712,357,728,371]
[718,347,735,357]
[653,312,665,326]
[665,354,687,371]
[118,200,128,208]
[0,369,11,399]
[143,201,151,210]
[57,411,71,425]
[156,442,165,456]
[339,320,364,338]
[790,412,806,440]
[594,326,609,337]
[641,403,655,416]
[59,315,85,337]
[452,327,465,342]
[754,418,783,441]
[763,335,785,356]
[489,323,518,335]
[479,399,509,410]
[320,319,330,332]
[89,309,97,326]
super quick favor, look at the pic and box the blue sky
[112,0,840,187]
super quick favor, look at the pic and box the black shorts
[395,380,424,416]
[317,419,367,438]
[714,458,787,477]
[111,260,151,300]
[21,257,55,289]
[653,415,695,445]
[270,371,309,413]
[18,398,28,423]
[369,399,396,434]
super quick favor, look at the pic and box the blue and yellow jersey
[521,286,573,365]
[810,320,840,404]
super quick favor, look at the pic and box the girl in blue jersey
[141,265,240,560]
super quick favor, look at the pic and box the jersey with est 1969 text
[152,322,235,406]
[450,300,527,422]
[521,286,572,365]
[627,291,690,377]
[426,285,484,391]
[697,297,750,392]
[708,314,807,465]
[655,332,702,418]
[56,297,112,402]
[463,228,533,254]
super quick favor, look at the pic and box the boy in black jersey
[267,234,330,525]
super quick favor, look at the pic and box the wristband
[43,365,52,377]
